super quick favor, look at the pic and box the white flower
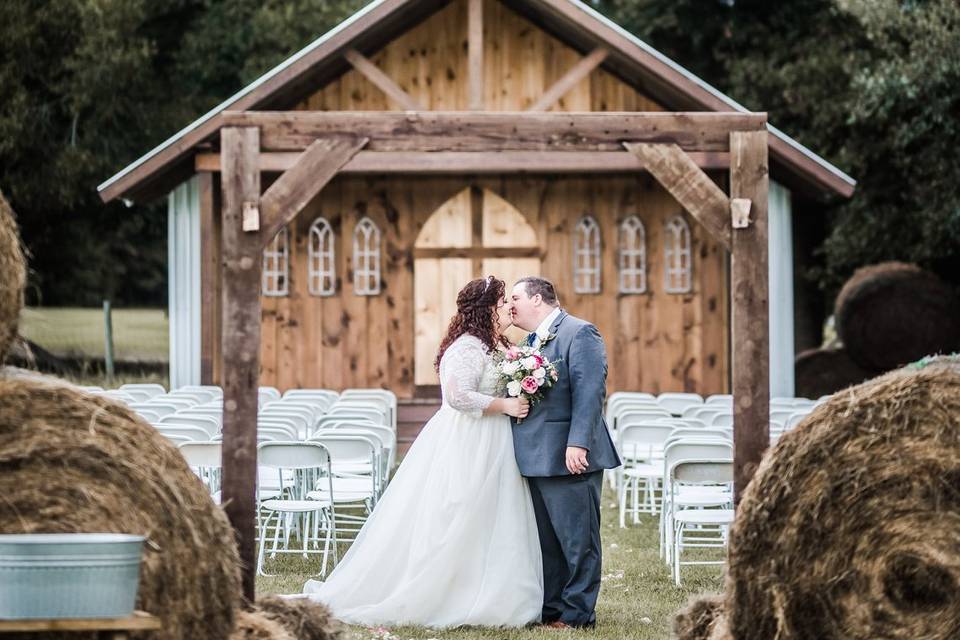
[536,377,545,387]
[507,380,522,397]
[501,361,520,375]
[533,367,546,379]
[536,327,551,341]
[521,356,538,370]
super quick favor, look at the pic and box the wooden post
[468,0,483,110]
[198,171,218,384]
[729,129,769,503]
[102,300,115,383]
[219,126,262,600]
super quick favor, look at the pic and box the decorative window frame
[573,215,601,294]
[618,215,647,294]
[664,214,693,294]
[353,216,381,296]
[308,217,336,296]
[262,227,289,297]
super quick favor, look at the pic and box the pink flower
[532,354,544,368]
[505,346,521,361]
[521,376,539,394]
[550,369,559,381]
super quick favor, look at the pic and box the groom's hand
[565,446,589,474]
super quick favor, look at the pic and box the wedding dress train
[301,334,543,628]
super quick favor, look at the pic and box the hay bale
[794,347,875,398]
[673,595,730,640]
[255,596,343,640]
[726,360,960,639]
[231,610,295,640]
[0,190,26,363]
[835,262,960,371]
[0,375,241,639]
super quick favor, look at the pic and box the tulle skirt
[301,404,543,628]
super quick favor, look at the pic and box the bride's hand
[504,397,530,419]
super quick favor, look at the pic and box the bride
[302,275,543,628]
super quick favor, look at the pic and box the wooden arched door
[413,186,540,387]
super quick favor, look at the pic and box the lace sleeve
[439,337,496,419]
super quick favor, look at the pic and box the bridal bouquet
[493,342,561,414]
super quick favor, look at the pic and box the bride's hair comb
[482,275,492,293]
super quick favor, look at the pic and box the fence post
[103,300,115,383]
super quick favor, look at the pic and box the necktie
[526,333,537,347]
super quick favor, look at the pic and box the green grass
[257,487,724,640]
[19,307,168,362]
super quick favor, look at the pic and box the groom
[509,276,621,629]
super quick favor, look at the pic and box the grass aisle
[258,486,724,640]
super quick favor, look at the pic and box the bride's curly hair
[435,276,511,372]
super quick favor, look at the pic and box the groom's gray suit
[511,310,620,627]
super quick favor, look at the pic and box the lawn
[257,487,724,640]
[19,307,168,362]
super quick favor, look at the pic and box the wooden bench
[0,611,160,639]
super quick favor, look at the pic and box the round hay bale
[726,362,960,639]
[0,375,241,639]
[0,189,26,363]
[794,347,875,399]
[673,595,730,640]
[255,596,343,640]
[231,610,294,640]
[835,262,960,371]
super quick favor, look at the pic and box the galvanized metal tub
[0,533,144,619]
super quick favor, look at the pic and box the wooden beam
[198,171,218,384]
[343,48,423,110]
[222,111,767,152]
[258,136,368,246]
[470,185,484,276]
[529,47,608,112]
[219,126,262,602]
[196,150,731,173]
[624,142,731,249]
[468,0,483,110]
[413,247,542,259]
[729,129,770,504]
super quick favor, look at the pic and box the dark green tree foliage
[0,0,363,306]
[595,0,960,296]
[2,0,957,305]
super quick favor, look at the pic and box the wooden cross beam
[220,111,766,152]
[343,49,424,111]
[258,136,368,246]
[528,47,609,112]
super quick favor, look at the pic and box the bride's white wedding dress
[301,334,543,628]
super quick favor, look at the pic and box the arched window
[353,217,381,296]
[262,227,289,297]
[308,217,336,296]
[573,215,601,294]
[618,216,647,294]
[664,214,692,294]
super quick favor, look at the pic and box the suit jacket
[511,310,622,477]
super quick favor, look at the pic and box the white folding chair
[307,434,381,539]
[711,412,734,428]
[319,422,396,481]
[178,441,222,501]
[120,383,166,398]
[704,394,733,405]
[326,406,389,428]
[156,424,211,442]
[148,396,197,410]
[616,423,674,525]
[656,393,704,416]
[160,414,219,437]
[256,442,338,577]
[669,456,734,585]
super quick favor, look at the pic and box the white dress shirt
[532,307,562,342]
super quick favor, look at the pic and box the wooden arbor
[218,111,769,598]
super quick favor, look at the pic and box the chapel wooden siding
[211,0,731,399]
